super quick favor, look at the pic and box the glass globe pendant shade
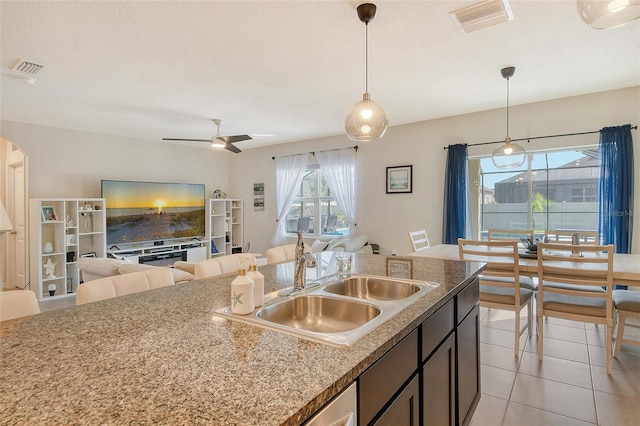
[492,138,526,168]
[578,0,640,29]
[345,92,388,141]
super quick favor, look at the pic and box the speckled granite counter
[0,254,483,425]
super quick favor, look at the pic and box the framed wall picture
[386,165,412,194]
[41,206,58,221]
[386,257,413,279]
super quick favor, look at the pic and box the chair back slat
[488,229,534,242]
[544,229,599,245]
[409,230,430,252]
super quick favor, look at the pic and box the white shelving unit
[29,198,106,301]
[208,198,243,257]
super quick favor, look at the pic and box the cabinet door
[423,333,455,426]
[359,329,418,425]
[373,375,419,426]
[457,304,480,426]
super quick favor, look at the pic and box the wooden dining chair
[613,289,640,357]
[488,229,534,242]
[537,242,614,374]
[458,239,533,356]
[543,229,599,245]
[485,229,537,293]
[409,229,430,252]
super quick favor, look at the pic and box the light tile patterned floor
[470,307,640,426]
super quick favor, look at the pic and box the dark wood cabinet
[423,333,456,426]
[354,277,480,426]
[373,375,420,426]
[457,303,481,426]
[359,329,418,425]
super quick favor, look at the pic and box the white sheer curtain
[271,153,308,247]
[315,148,357,235]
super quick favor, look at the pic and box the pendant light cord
[365,22,369,94]
[506,76,510,141]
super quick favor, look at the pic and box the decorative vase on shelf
[48,283,56,297]
[83,214,93,233]
[43,242,54,254]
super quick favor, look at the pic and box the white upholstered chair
[408,230,430,252]
[194,258,223,279]
[76,268,175,305]
[266,244,297,264]
[0,290,41,321]
[537,242,614,373]
[459,239,533,356]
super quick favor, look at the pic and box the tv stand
[108,239,207,266]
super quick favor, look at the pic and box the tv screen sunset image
[102,181,205,245]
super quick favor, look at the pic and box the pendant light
[577,0,640,29]
[492,66,526,169]
[345,3,388,141]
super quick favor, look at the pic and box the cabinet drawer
[359,329,418,426]
[421,298,454,361]
[457,277,479,325]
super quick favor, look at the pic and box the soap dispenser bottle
[231,268,255,315]
[247,263,264,308]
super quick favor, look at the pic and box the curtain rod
[272,145,358,160]
[443,124,637,150]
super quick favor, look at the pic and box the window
[285,166,349,236]
[472,148,600,239]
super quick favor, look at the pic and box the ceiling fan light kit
[345,3,388,142]
[492,66,526,169]
[577,0,640,29]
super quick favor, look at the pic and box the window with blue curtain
[443,144,469,244]
[598,124,634,254]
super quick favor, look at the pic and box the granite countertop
[0,253,483,425]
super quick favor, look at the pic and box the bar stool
[613,289,640,357]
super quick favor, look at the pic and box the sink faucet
[294,231,307,291]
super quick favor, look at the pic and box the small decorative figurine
[43,258,57,279]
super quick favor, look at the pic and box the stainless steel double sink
[214,275,436,346]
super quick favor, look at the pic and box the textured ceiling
[1,1,639,151]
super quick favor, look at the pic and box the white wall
[0,120,230,197]
[230,87,640,255]
[2,87,638,258]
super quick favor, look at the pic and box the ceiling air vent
[450,0,514,33]
[11,59,44,75]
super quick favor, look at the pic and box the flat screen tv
[101,180,205,246]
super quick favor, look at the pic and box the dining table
[408,244,640,287]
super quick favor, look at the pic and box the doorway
[1,138,29,291]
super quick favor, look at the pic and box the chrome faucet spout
[294,231,306,291]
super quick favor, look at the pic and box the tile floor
[470,307,640,426]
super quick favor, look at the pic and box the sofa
[189,253,259,279]
[76,257,195,284]
[76,268,175,305]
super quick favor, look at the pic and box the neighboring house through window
[471,147,600,239]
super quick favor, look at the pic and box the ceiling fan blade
[219,135,252,144]
[162,138,212,143]
[225,143,242,154]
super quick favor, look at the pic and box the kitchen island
[0,253,483,425]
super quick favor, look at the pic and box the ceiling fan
[163,119,252,153]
